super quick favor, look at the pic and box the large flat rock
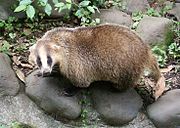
[147,89,180,128]
[26,70,81,120]
[93,9,132,27]
[0,93,71,128]
[90,82,143,126]
[122,0,150,14]
[0,53,20,97]
[136,16,173,45]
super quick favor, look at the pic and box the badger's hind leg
[146,52,165,99]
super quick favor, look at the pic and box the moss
[10,122,35,128]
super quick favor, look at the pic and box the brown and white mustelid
[29,24,164,94]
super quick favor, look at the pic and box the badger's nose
[41,69,51,77]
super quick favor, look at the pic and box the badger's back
[44,24,151,88]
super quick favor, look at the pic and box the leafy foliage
[74,0,100,26]
[131,3,174,29]
[0,17,17,33]
[131,11,143,29]
[152,21,180,67]
[0,41,11,55]
[152,46,168,67]
[14,0,100,26]
[14,0,66,20]
[167,21,180,60]
[111,0,126,10]
[168,42,180,59]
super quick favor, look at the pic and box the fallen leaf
[160,65,174,73]
[21,63,33,69]
[16,69,26,83]
[154,75,166,100]
[12,56,21,65]
[23,28,32,36]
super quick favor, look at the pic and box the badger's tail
[147,51,161,82]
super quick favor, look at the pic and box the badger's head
[29,39,62,76]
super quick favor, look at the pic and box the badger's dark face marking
[30,39,61,76]
[36,54,54,75]
[47,55,52,67]
[36,55,42,68]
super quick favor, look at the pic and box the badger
[29,24,164,97]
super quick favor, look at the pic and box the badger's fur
[29,24,163,92]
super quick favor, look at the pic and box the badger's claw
[61,87,80,97]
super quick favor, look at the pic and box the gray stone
[0,0,25,20]
[90,82,143,126]
[0,93,71,128]
[0,53,20,97]
[168,3,180,21]
[147,89,180,128]
[136,16,173,45]
[122,0,150,14]
[94,9,132,27]
[26,70,81,120]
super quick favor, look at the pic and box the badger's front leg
[62,79,91,97]
[62,86,80,97]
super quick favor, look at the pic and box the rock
[136,16,173,45]
[0,0,25,20]
[122,0,150,14]
[90,82,143,126]
[26,70,81,120]
[167,3,180,21]
[147,89,180,128]
[0,93,70,128]
[93,9,132,27]
[120,112,156,128]
[0,53,20,97]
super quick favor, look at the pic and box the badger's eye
[47,55,52,67]
[36,56,42,67]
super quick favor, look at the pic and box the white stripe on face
[39,46,52,74]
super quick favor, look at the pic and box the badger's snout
[40,68,52,77]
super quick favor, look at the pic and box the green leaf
[66,3,71,10]
[39,0,48,6]
[132,22,139,29]
[0,22,4,28]
[20,0,32,5]
[79,1,90,7]
[87,6,95,13]
[132,15,142,21]
[44,3,52,16]
[93,5,99,12]
[26,5,35,19]
[14,4,26,12]
[95,18,100,24]
[39,0,48,4]
[55,2,65,7]
[52,0,59,4]
[9,33,16,39]
[0,41,11,54]
[66,0,71,4]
